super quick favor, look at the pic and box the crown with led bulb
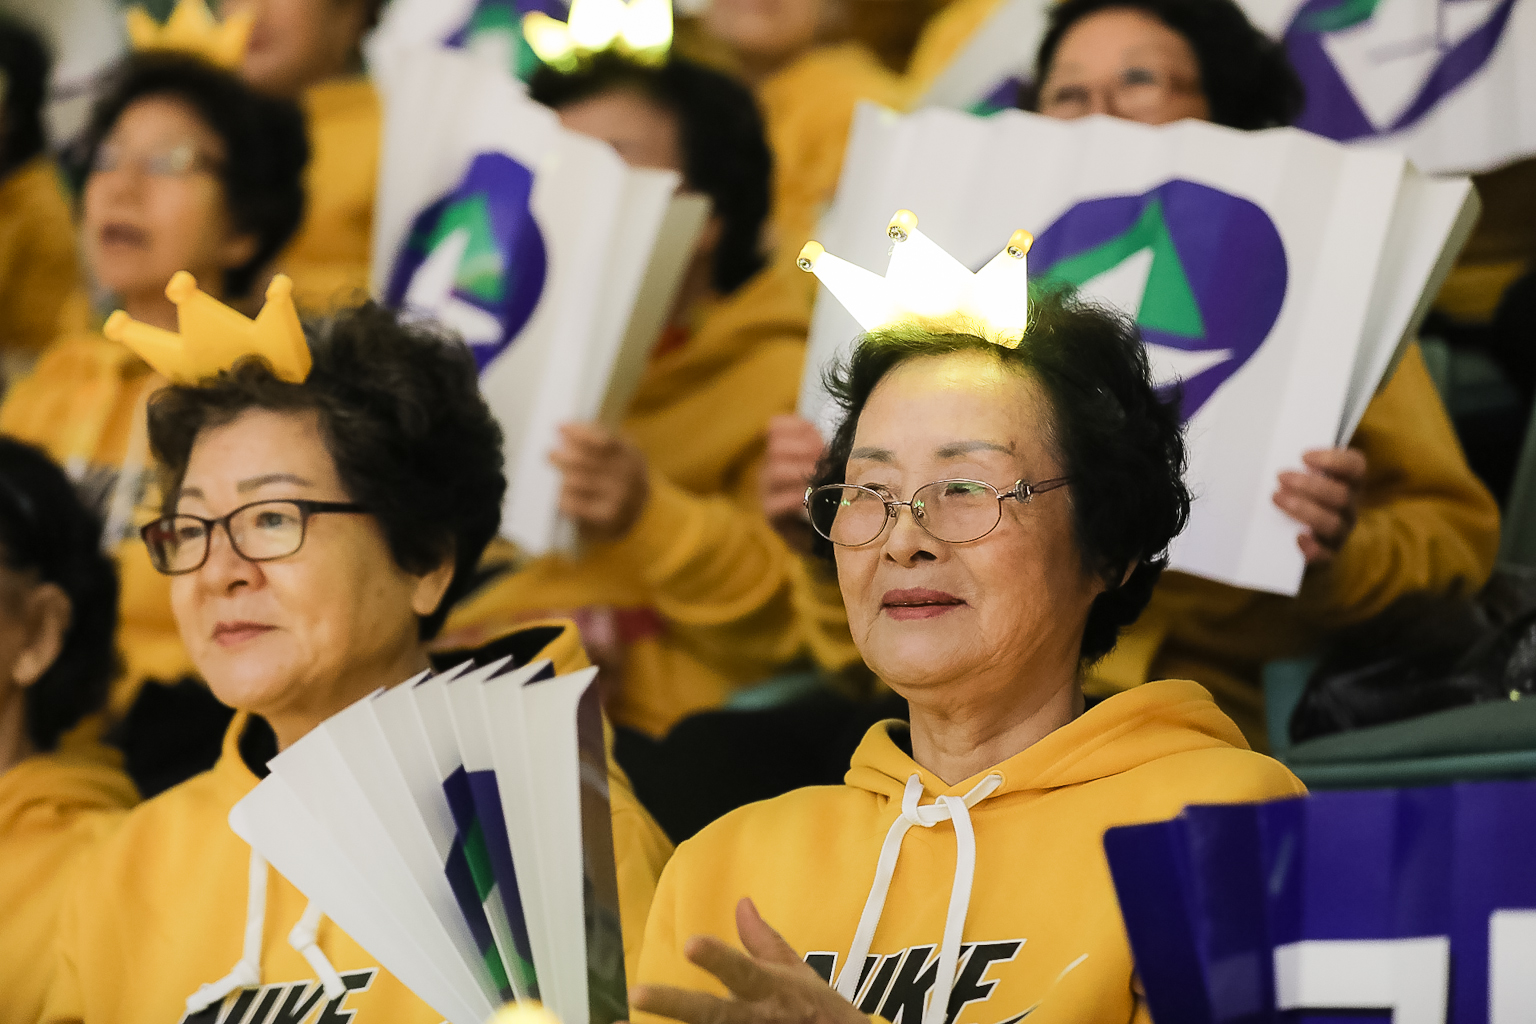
[798,209,1034,348]
[125,0,253,70]
[522,0,673,73]
[103,272,311,384]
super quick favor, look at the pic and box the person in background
[43,293,669,1024]
[0,17,82,384]
[440,54,810,746]
[0,52,309,791]
[0,438,136,1024]
[218,0,381,309]
[763,0,1499,748]
[674,0,905,259]
[632,294,1303,1024]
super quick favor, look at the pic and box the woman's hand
[631,898,867,1024]
[551,423,650,544]
[1273,447,1368,566]
[760,415,826,552]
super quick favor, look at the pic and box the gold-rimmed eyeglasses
[140,498,367,575]
[803,477,1071,547]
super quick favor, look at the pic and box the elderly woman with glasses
[41,299,671,1024]
[628,294,1302,1024]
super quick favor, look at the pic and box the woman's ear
[1121,559,1139,587]
[410,554,458,620]
[13,583,72,689]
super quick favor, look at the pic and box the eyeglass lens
[144,501,308,573]
[808,480,1007,546]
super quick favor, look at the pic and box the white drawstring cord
[184,849,349,1015]
[186,848,269,1015]
[289,902,349,1000]
[834,772,1004,1024]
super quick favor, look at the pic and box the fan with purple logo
[385,152,549,373]
[1284,0,1519,142]
[1031,179,1288,422]
[444,0,568,80]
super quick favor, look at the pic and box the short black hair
[1026,0,1305,130]
[77,52,310,298]
[0,15,51,175]
[812,291,1191,664]
[145,302,506,639]
[0,439,120,751]
[528,53,770,294]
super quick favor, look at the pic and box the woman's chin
[862,629,974,692]
[198,649,306,718]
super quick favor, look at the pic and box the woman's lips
[98,223,148,248]
[212,621,274,647]
[881,587,966,620]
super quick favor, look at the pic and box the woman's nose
[1090,85,1118,116]
[882,503,938,565]
[199,521,257,591]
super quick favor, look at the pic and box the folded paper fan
[230,657,623,1024]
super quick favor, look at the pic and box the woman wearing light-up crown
[629,216,1302,1024]
[764,0,1499,749]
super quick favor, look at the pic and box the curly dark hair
[528,52,770,294]
[0,439,120,751]
[0,15,50,176]
[145,302,506,639]
[1025,0,1305,130]
[812,291,1191,664]
[76,51,310,299]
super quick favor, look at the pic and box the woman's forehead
[112,94,222,152]
[182,408,338,495]
[852,353,1051,461]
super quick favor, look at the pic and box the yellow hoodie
[637,680,1303,1024]
[0,157,81,363]
[0,736,137,1024]
[278,77,379,312]
[441,266,810,737]
[754,45,907,260]
[42,622,672,1024]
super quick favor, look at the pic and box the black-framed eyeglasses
[139,499,368,576]
[803,477,1071,547]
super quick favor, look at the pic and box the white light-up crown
[798,210,1034,348]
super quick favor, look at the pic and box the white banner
[918,0,1536,175]
[801,106,1473,595]
[370,45,704,555]
[371,0,569,81]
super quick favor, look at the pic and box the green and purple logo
[386,152,548,373]
[445,0,568,81]
[1031,179,1288,421]
[1284,0,1517,140]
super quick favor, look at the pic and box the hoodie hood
[0,740,138,835]
[845,679,1249,800]
[829,680,1258,1024]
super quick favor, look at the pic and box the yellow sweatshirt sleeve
[0,159,82,359]
[608,470,794,630]
[901,0,1011,97]
[1294,342,1500,622]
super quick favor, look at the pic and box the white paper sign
[919,0,1536,175]
[802,106,1470,595]
[368,44,699,555]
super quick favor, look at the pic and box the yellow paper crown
[522,0,673,73]
[125,0,254,70]
[104,272,312,384]
[798,209,1034,348]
